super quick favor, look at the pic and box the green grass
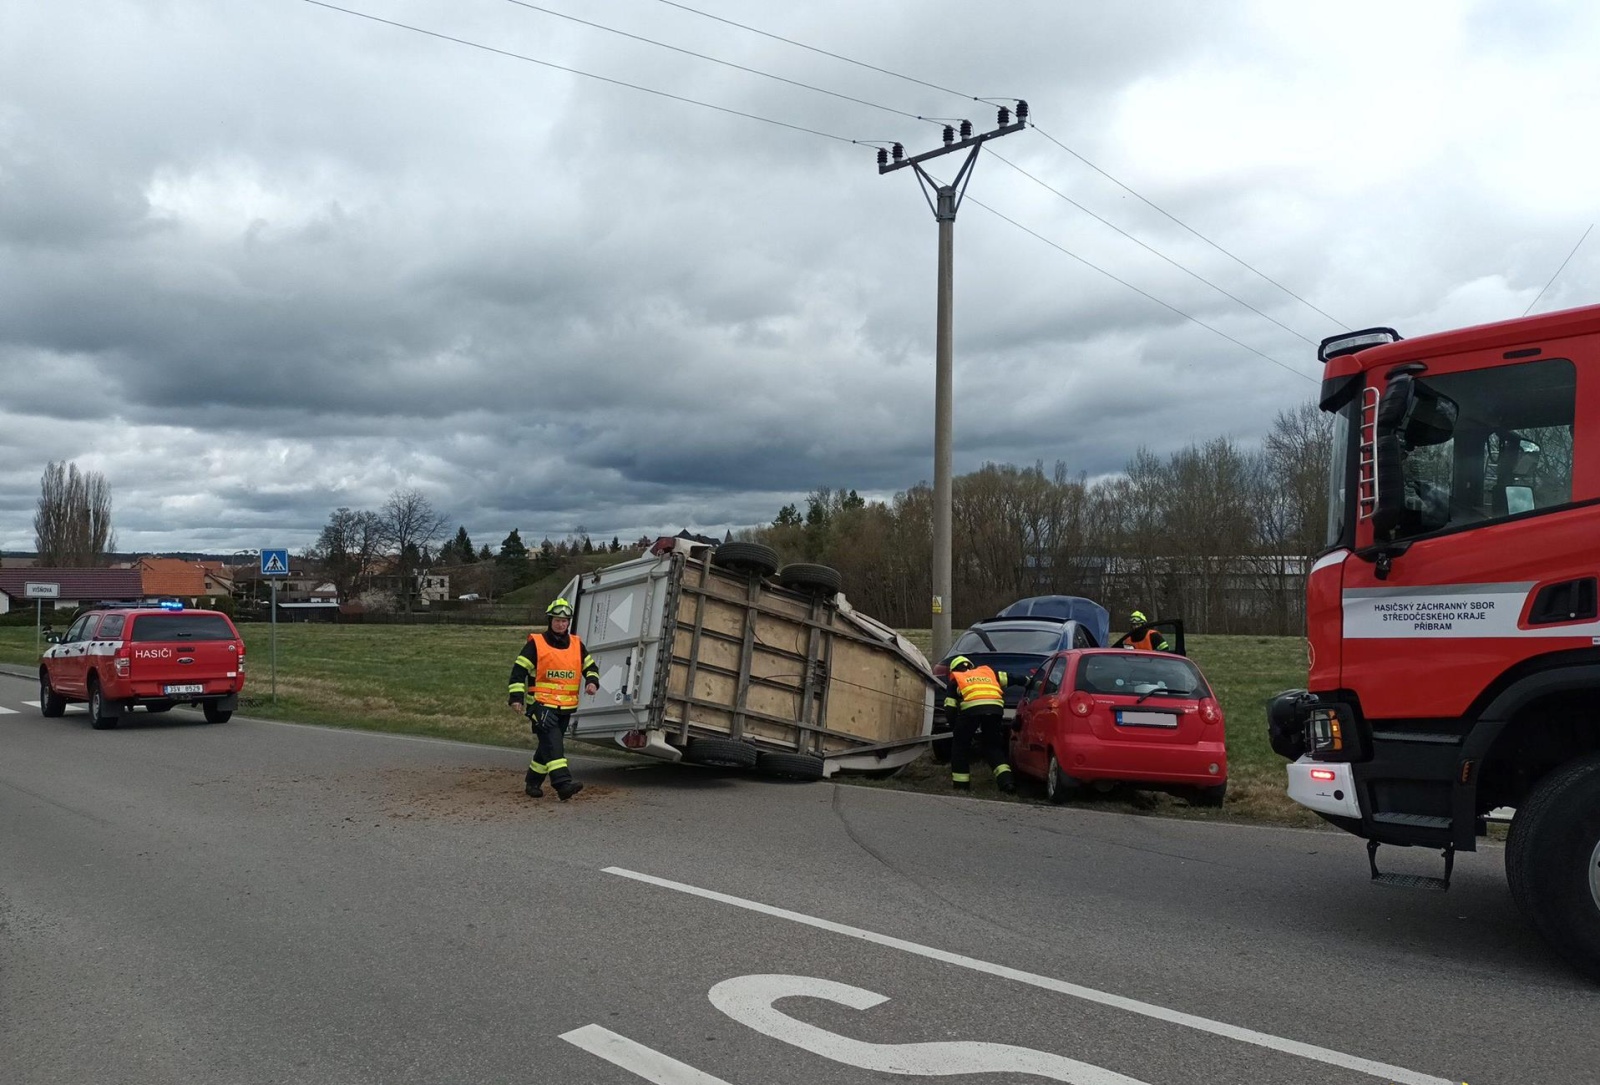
[0,625,1317,825]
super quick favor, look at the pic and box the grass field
[0,623,1318,826]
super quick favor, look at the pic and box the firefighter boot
[524,768,544,798]
[951,773,971,792]
[995,766,1017,794]
[556,779,585,802]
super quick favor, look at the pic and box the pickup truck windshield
[129,615,237,641]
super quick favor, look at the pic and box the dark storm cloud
[2,0,1597,554]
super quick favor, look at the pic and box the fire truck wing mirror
[1372,374,1457,539]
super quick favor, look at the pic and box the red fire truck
[1267,302,1600,980]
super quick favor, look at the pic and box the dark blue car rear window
[950,628,1061,655]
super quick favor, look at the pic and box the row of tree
[33,462,115,565]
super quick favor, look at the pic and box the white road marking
[560,1024,735,1084]
[709,974,1149,1083]
[0,705,16,714]
[604,866,1454,1085]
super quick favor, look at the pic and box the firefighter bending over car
[942,656,1016,793]
[508,597,600,800]
[1124,610,1169,652]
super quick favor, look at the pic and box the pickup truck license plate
[1116,709,1178,728]
[163,684,204,695]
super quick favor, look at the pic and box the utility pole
[879,101,1027,659]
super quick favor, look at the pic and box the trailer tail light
[1310,768,1338,782]
[1199,697,1222,725]
[114,647,130,678]
[621,730,647,749]
[1067,691,1094,717]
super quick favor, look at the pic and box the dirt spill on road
[375,766,621,821]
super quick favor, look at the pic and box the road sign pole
[35,599,41,654]
[270,580,278,703]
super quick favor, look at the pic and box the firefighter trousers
[526,704,576,789]
[950,707,1013,789]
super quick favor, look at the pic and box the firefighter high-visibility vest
[531,635,585,709]
[1126,629,1166,651]
[952,666,1005,711]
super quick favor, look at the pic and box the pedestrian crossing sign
[261,549,290,577]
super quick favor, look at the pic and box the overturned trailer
[558,537,937,778]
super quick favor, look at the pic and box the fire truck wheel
[1509,753,1600,981]
[710,542,779,579]
[682,737,759,769]
[756,751,825,780]
[39,670,66,718]
[88,679,120,730]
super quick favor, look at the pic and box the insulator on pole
[959,119,972,139]
[892,143,904,161]
[997,106,1011,126]
[942,125,953,145]
[877,147,888,167]
[1016,100,1029,123]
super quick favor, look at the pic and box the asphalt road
[2,667,1594,1085]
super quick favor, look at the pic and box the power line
[498,0,940,127]
[960,193,1318,384]
[297,0,858,145]
[1522,223,1593,317]
[653,0,1344,330]
[991,150,1319,345]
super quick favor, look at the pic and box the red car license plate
[1116,709,1177,727]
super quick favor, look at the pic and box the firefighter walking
[942,656,1016,793]
[508,597,600,800]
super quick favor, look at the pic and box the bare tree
[34,461,115,565]
[308,507,385,605]
[381,488,449,612]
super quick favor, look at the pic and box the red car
[38,602,246,729]
[1011,648,1227,806]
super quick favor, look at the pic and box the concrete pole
[931,187,957,660]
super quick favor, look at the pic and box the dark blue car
[930,596,1110,762]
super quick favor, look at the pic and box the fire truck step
[1371,812,1452,829]
[1366,839,1454,891]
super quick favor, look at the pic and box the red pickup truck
[38,603,246,729]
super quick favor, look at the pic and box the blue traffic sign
[260,549,290,577]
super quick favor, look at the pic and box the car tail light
[1067,691,1094,717]
[1199,697,1222,725]
[236,642,246,674]
[114,647,130,678]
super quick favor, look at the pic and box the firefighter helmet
[1130,610,1149,625]
[949,655,973,671]
[546,598,574,618]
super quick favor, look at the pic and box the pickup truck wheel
[145,700,175,714]
[202,702,233,724]
[710,542,779,579]
[1045,753,1077,804]
[776,563,842,596]
[756,751,825,780]
[88,680,119,730]
[39,670,66,718]
[682,737,758,769]
[1509,753,1600,981]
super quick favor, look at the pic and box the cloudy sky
[3,0,1597,557]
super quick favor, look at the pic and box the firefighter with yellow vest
[1124,610,1170,652]
[942,656,1017,793]
[508,598,600,800]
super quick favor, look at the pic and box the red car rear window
[1077,654,1208,697]
[128,614,237,642]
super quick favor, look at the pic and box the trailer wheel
[756,751,825,780]
[1507,753,1600,981]
[683,737,759,769]
[777,563,842,596]
[710,542,779,578]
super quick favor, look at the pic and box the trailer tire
[777,563,842,596]
[756,751,826,780]
[710,542,779,578]
[683,737,759,769]
[1507,753,1600,981]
